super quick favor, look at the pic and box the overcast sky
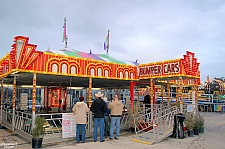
[0,0,224,82]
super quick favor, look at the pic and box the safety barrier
[132,105,179,144]
[1,108,33,141]
[131,103,175,132]
[152,106,178,143]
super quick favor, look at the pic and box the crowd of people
[72,91,124,143]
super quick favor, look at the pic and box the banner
[62,113,76,138]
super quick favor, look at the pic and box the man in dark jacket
[103,95,110,137]
[143,94,151,108]
[143,94,151,122]
[90,91,107,142]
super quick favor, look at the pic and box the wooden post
[32,73,36,129]
[12,76,16,131]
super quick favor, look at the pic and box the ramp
[132,106,178,144]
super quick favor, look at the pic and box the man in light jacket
[108,94,124,140]
[72,96,90,143]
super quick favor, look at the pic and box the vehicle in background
[3,100,19,110]
[27,100,42,111]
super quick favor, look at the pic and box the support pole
[118,88,121,100]
[191,79,196,113]
[179,77,183,113]
[130,81,136,114]
[150,79,156,141]
[5,87,8,121]
[161,87,164,104]
[67,77,72,111]
[150,79,154,112]
[18,88,20,104]
[176,84,178,104]
[195,79,198,113]
[12,76,16,131]
[167,81,170,106]
[32,73,36,129]
[0,80,4,124]
[88,78,92,108]
[153,83,156,104]
[6,87,8,101]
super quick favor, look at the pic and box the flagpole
[64,17,68,48]
[107,29,110,55]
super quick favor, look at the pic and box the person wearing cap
[90,91,107,142]
[108,94,124,140]
[72,96,90,143]
[103,95,110,137]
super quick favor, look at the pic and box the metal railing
[183,103,225,113]
[132,104,175,136]
[1,101,224,144]
[153,106,178,143]
[132,104,179,144]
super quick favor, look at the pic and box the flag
[135,59,138,63]
[62,18,66,42]
[105,30,109,50]
[104,42,106,50]
[89,49,92,54]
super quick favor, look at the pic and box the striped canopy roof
[46,48,139,66]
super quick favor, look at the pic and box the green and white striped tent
[46,48,139,66]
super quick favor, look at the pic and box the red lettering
[164,65,167,73]
[139,65,163,76]
[139,68,143,75]
[154,66,158,74]
[167,64,171,73]
[171,63,175,72]
[145,67,151,75]
[163,63,180,74]
[152,66,154,75]
[174,62,180,72]
[158,65,162,74]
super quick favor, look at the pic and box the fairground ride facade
[0,36,200,121]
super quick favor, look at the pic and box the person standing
[143,94,151,108]
[103,95,110,137]
[108,94,124,140]
[90,91,107,142]
[143,94,151,121]
[72,96,90,143]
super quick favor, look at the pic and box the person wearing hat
[72,96,90,143]
[90,91,107,142]
[108,94,124,140]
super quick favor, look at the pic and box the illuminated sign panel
[139,60,181,77]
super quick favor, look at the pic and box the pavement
[1,112,225,149]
